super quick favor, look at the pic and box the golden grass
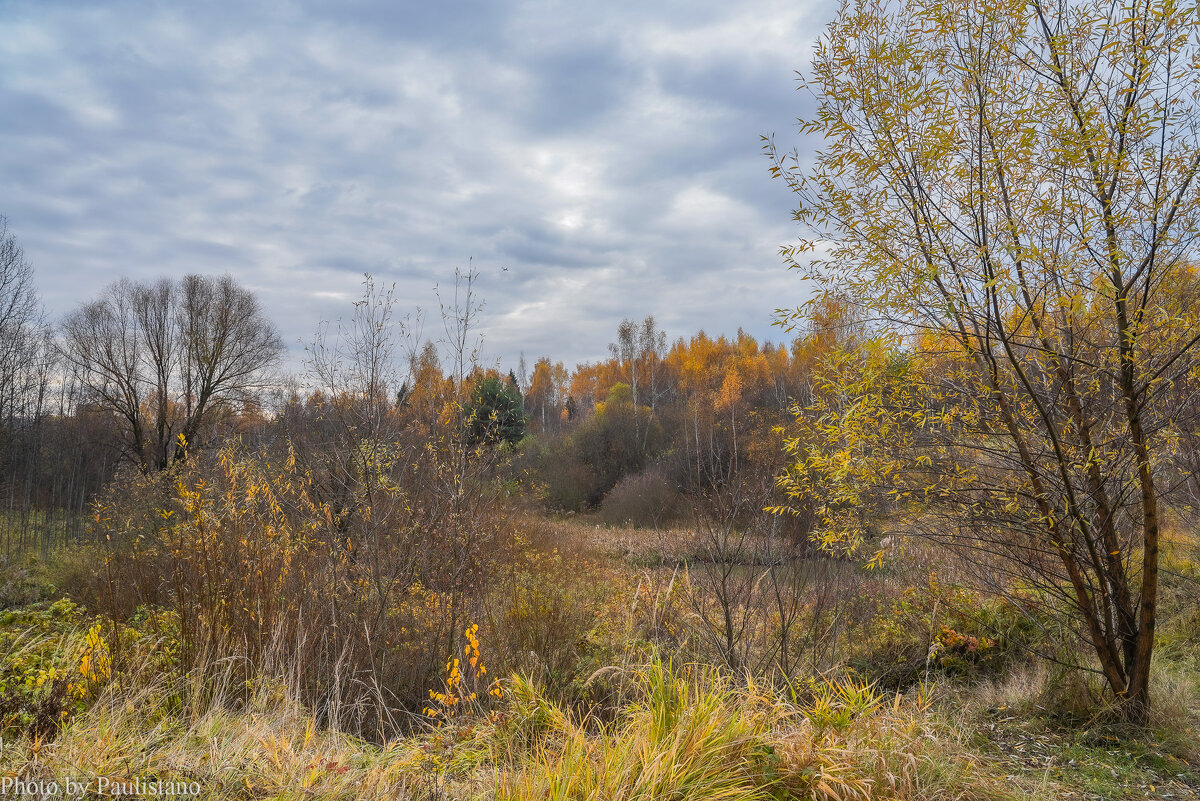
[5,509,1197,800]
[0,648,1065,801]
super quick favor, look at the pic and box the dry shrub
[87,440,507,740]
[480,547,617,701]
[599,470,682,527]
[478,514,690,709]
[58,469,176,617]
[541,457,597,512]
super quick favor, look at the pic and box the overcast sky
[0,0,831,372]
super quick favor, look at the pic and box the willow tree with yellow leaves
[769,0,1200,723]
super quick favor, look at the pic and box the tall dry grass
[4,642,1055,801]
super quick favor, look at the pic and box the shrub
[530,387,668,512]
[0,554,54,609]
[850,573,1050,688]
[86,439,509,740]
[599,470,682,527]
[0,599,178,741]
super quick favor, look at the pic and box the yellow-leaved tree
[769,0,1200,723]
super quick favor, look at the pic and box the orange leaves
[464,623,483,673]
[715,370,744,412]
[423,624,504,723]
[667,330,777,414]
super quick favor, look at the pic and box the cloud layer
[0,0,831,369]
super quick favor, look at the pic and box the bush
[850,573,1050,688]
[542,457,596,512]
[0,555,54,609]
[84,439,510,741]
[481,548,613,699]
[0,599,178,741]
[528,385,668,512]
[599,470,682,528]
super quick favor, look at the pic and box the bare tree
[59,274,284,472]
[0,216,59,552]
[0,217,50,428]
[609,315,667,451]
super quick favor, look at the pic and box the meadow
[1,484,1198,800]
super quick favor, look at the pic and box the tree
[0,216,50,429]
[60,274,284,472]
[609,316,667,450]
[526,356,565,433]
[0,216,58,551]
[768,0,1200,723]
[464,373,526,448]
[299,274,414,532]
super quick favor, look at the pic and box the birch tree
[769,0,1200,723]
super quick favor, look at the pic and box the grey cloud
[0,0,835,369]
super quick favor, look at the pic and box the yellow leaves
[79,622,111,683]
[423,623,503,724]
[30,667,56,689]
[56,622,114,703]
[465,623,481,670]
[775,333,947,560]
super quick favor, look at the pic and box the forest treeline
[0,228,859,551]
[1,252,883,733]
